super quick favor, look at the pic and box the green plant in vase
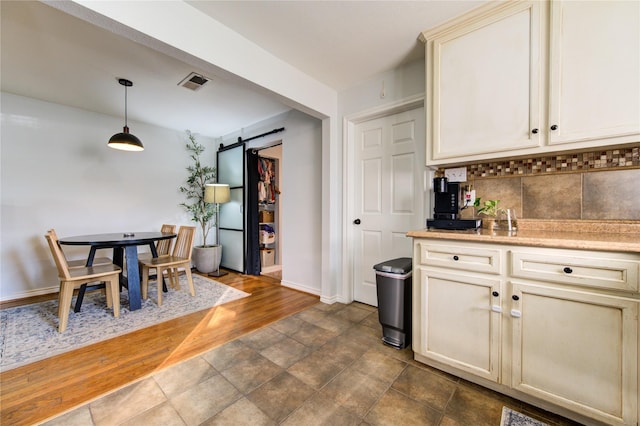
[474,199,517,231]
[179,130,219,273]
[474,198,500,217]
[474,198,501,230]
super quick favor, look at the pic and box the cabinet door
[414,266,502,382]
[510,281,638,425]
[548,0,640,146]
[428,2,541,163]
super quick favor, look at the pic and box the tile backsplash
[463,147,639,177]
[445,147,640,220]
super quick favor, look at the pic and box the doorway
[257,145,282,280]
[345,99,426,306]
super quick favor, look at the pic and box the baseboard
[1,285,59,303]
[261,265,282,273]
[280,279,320,297]
[320,294,339,304]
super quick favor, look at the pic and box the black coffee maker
[426,177,481,230]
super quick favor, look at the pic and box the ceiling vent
[178,72,210,91]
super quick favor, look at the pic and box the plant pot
[481,218,498,231]
[192,245,222,273]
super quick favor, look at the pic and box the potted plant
[474,198,501,230]
[179,130,220,273]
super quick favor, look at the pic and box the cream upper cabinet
[424,1,542,164]
[548,0,640,147]
[422,0,640,166]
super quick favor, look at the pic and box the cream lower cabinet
[414,268,502,383]
[413,240,640,425]
[511,281,638,425]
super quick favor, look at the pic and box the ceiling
[1,1,485,139]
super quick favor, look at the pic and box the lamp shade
[108,126,144,151]
[205,184,231,204]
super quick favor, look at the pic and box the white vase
[192,245,222,273]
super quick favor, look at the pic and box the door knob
[353,219,361,225]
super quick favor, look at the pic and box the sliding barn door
[217,143,245,273]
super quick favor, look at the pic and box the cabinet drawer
[511,250,639,292]
[417,242,501,275]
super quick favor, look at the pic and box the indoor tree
[179,130,217,248]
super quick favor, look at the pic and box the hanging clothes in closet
[258,157,279,204]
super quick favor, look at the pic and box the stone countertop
[407,220,640,254]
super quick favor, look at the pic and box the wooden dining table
[59,232,177,311]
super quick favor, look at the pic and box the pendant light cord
[124,84,128,128]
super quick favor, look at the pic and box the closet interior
[257,146,281,276]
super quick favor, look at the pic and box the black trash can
[373,257,412,349]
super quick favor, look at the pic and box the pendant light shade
[108,78,144,151]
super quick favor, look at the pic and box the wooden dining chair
[137,224,176,290]
[48,230,115,314]
[137,224,176,263]
[48,229,112,268]
[157,223,177,255]
[140,225,196,306]
[45,230,122,332]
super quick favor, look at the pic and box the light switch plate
[444,167,467,182]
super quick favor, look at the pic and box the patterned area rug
[0,275,249,371]
[501,407,549,426]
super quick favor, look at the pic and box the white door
[352,107,425,306]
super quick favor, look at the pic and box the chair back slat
[173,226,195,260]
[45,229,71,280]
[156,224,176,256]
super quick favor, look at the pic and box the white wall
[0,92,214,300]
[280,111,322,295]
[338,59,425,118]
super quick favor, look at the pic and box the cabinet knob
[550,124,558,131]
[563,267,573,274]
[453,255,459,261]
[353,218,361,225]
[492,291,499,297]
[531,128,539,134]
[512,295,520,301]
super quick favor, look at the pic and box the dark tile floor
[42,302,582,425]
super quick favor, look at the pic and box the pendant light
[108,78,144,151]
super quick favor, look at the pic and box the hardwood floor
[0,271,319,426]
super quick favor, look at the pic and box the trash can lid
[373,257,412,274]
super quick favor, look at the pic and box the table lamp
[205,183,231,277]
